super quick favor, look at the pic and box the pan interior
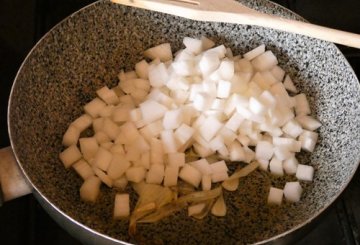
[9,0,360,244]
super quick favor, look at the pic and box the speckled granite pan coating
[8,0,360,244]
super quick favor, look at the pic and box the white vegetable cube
[283,156,299,175]
[161,130,178,154]
[179,164,202,188]
[114,194,130,219]
[183,37,203,55]
[217,80,232,99]
[113,176,128,190]
[72,159,94,180]
[283,75,298,93]
[260,71,278,86]
[92,118,104,133]
[295,115,321,131]
[135,60,149,79]
[193,92,213,111]
[205,45,227,58]
[237,135,250,147]
[282,120,303,138]
[243,44,265,60]
[150,137,164,165]
[139,100,168,124]
[148,63,169,88]
[99,105,115,118]
[59,145,82,168]
[201,175,212,191]
[72,114,92,132]
[95,131,111,144]
[249,97,266,115]
[168,152,185,167]
[252,72,270,90]
[102,118,120,141]
[219,127,237,146]
[146,164,165,184]
[163,166,179,187]
[273,146,293,161]
[163,109,183,129]
[107,154,131,179]
[189,159,212,175]
[296,164,314,182]
[96,86,119,105]
[251,50,278,71]
[62,125,80,146]
[84,98,106,118]
[144,43,172,62]
[171,60,195,76]
[284,182,303,202]
[119,121,140,144]
[199,53,220,76]
[93,147,113,171]
[229,141,246,162]
[294,93,311,115]
[218,60,234,80]
[271,66,286,82]
[209,135,225,151]
[211,171,229,183]
[126,166,146,183]
[112,106,130,123]
[198,116,223,142]
[79,137,99,161]
[267,187,283,205]
[124,144,141,162]
[210,160,228,173]
[299,130,318,152]
[242,145,255,163]
[269,157,284,176]
[80,176,101,203]
[255,141,274,160]
[193,143,213,158]
[94,168,113,187]
[259,90,276,109]
[201,36,215,50]
[258,159,269,171]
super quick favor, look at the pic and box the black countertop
[0,0,359,244]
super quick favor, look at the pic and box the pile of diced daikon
[59,36,321,219]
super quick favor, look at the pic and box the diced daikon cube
[231,73,251,93]
[92,118,104,133]
[273,146,293,161]
[218,60,234,80]
[96,86,119,105]
[283,75,298,93]
[161,130,178,154]
[119,121,140,144]
[193,92,213,111]
[79,137,98,161]
[139,100,168,124]
[94,167,113,187]
[119,78,136,94]
[267,187,283,205]
[72,114,92,132]
[126,166,146,183]
[189,159,212,175]
[179,164,202,187]
[258,159,269,171]
[201,36,215,50]
[193,143,214,158]
[259,90,276,109]
[113,176,128,190]
[62,125,80,147]
[201,175,212,191]
[124,144,141,162]
[144,43,172,62]
[107,154,131,180]
[148,63,169,88]
[243,44,265,60]
[119,95,135,108]
[183,37,203,55]
[163,165,179,187]
[114,193,130,219]
[294,93,311,115]
[100,142,113,150]
[118,70,137,82]
[217,80,232,99]
[93,147,113,171]
[94,131,111,144]
[188,203,206,217]
[229,141,246,162]
[211,171,229,183]
[139,152,150,169]
[269,157,283,176]
[84,98,106,118]
[150,138,164,165]
[261,71,278,86]
[146,164,165,184]
[295,115,321,131]
[210,160,228,173]
[296,164,314,181]
[135,60,149,79]
[252,72,270,90]
[198,116,223,142]
[205,45,227,58]
[112,106,130,123]
[283,182,303,202]
[102,118,120,141]
[59,145,82,168]
[299,130,318,152]
[72,159,94,180]
[199,53,220,76]
[171,60,195,76]
[271,66,285,82]
[209,135,225,151]
[235,58,254,73]
[168,152,185,167]
[283,156,299,175]
[282,120,303,138]
[255,141,274,160]
[163,109,183,129]
[251,50,278,71]
[249,97,266,115]
[80,176,101,203]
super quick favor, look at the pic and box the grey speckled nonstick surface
[8,0,360,244]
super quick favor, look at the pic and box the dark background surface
[0,0,359,244]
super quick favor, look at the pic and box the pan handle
[0,147,31,206]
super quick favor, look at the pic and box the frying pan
[2,0,360,244]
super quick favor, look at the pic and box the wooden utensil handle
[0,147,31,205]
